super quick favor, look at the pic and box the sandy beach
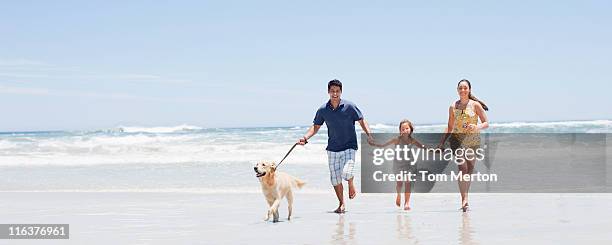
[1,191,611,244]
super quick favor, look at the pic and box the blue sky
[0,0,610,131]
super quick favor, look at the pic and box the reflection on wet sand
[459,213,478,245]
[396,214,419,243]
[331,215,356,245]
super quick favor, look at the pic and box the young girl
[371,119,425,211]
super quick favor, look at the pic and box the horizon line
[1,118,610,134]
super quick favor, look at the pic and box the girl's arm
[371,137,399,148]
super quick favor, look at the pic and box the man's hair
[328,79,342,91]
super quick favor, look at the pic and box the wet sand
[1,192,611,244]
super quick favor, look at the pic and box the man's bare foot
[333,203,346,213]
[395,194,401,207]
[348,182,356,199]
[403,203,411,211]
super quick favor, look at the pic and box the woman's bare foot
[348,182,356,199]
[395,194,401,207]
[403,203,411,211]
[333,203,346,213]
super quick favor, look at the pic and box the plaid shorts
[327,149,356,186]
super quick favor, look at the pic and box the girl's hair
[458,79,489,111]
[399,119,414,135]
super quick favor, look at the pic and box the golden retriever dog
[254,161,305,222]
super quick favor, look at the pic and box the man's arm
[358,119,375,144]
[297,124,321,145]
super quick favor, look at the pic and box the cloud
[0,84,224,104]
[0,72,51,78]
[0,58,192,85]
[0,85,157,100]
[0,59,47,67]
[0,85,50,95]
[114,74,192,85]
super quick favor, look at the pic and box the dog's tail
[293,177,306,189]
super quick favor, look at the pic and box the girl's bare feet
[403,203,411,211]
[395,194,401,207]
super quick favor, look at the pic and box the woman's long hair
[458,79,489,111]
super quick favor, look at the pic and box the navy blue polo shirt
[313,99,363,152]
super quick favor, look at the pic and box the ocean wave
[114,124,203,133]
[1,119,608,166]
[0,140,335,166]
[489,120,612,129]
[370,123,396,130]
[369,120,612,133]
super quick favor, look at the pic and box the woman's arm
[438,105,455,148]
[474,102,489,130]
[410,138,426,148]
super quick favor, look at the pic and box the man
[297,79,374,213]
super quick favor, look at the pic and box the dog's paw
[273,210,279,223]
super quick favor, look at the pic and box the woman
[438,79,489,212]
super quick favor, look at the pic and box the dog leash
[276,140,306,169]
